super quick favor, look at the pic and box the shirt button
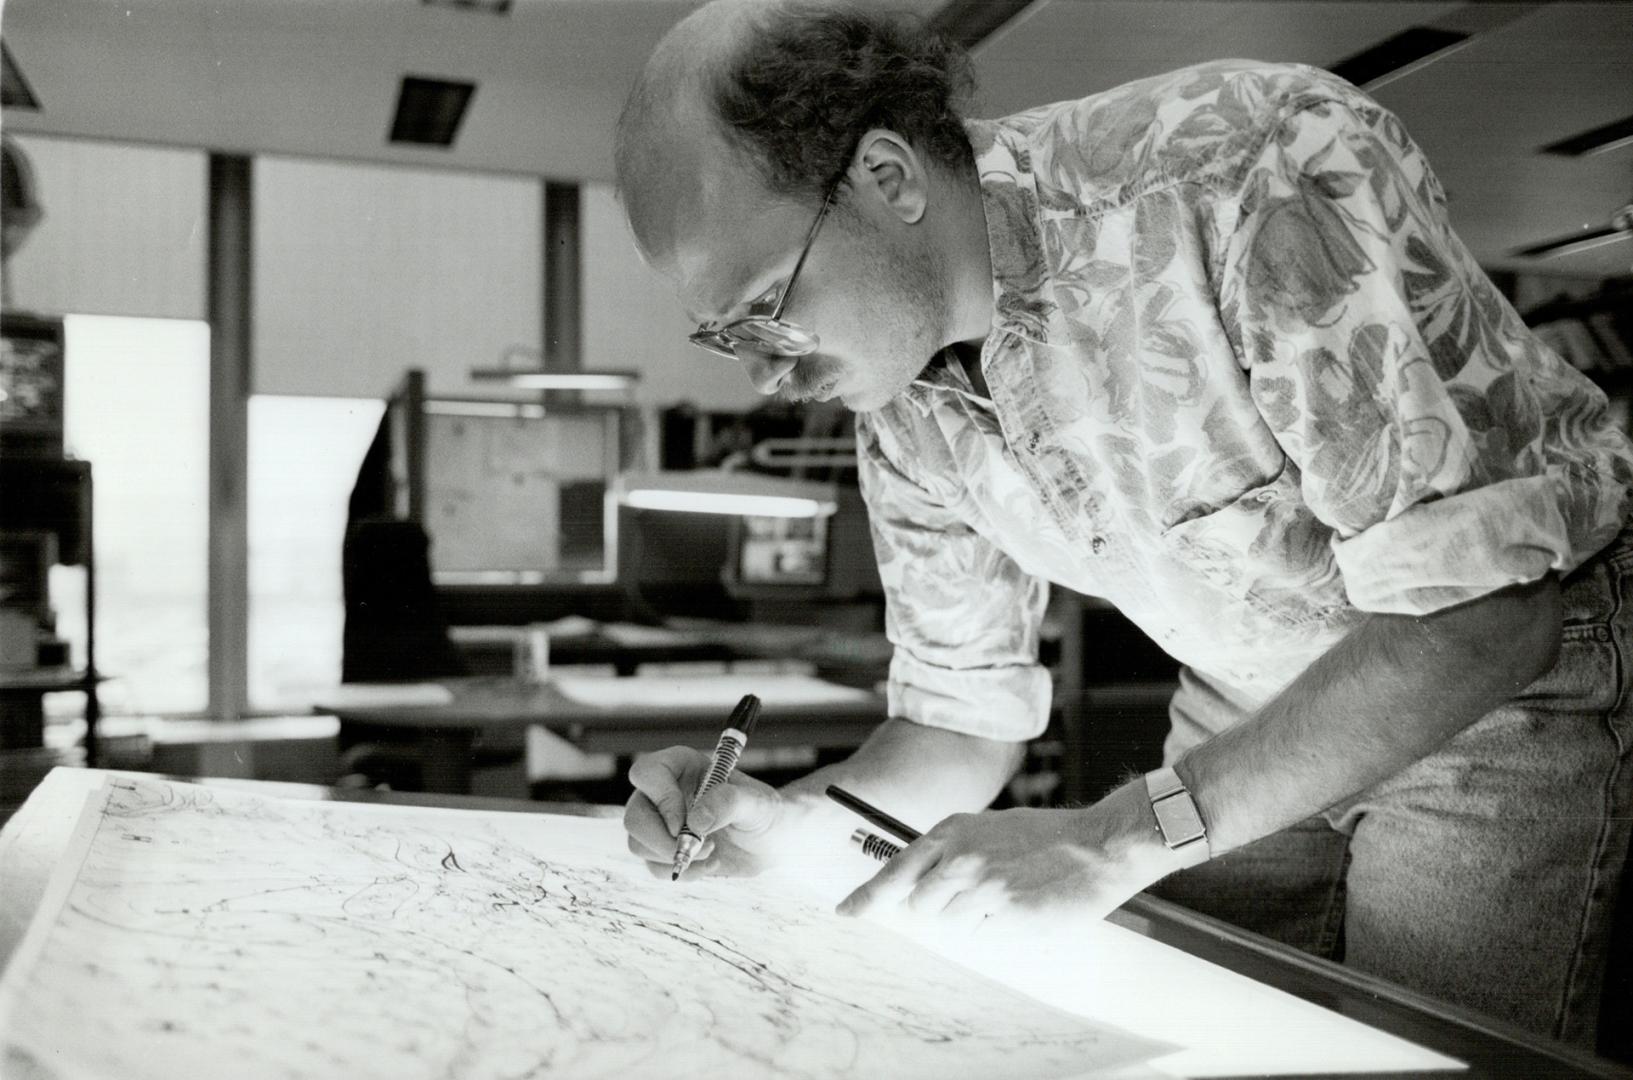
[1091,536,1106,554]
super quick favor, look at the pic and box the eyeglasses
[688,183,837,361]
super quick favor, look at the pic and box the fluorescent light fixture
[468,369,640,391]
[617,470,839,519]
[424,400,547,419]
[927,0,1039,51]
[1541,114,1633,158]
[471,346,639,393]
[422,0,512,12]
[1327,27,1470,91]
[1513,226,1630,260]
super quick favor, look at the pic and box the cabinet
[0,457,99,764]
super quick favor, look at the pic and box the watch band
[1145,766,1211,868]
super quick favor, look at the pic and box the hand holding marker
[671,694,762,880]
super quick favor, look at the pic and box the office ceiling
[2,0,1630,278]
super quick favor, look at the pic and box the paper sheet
[551,670,876,710]
[0,776,1160,1080]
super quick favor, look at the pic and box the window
[247,395,384,711]
[55,315,210,717]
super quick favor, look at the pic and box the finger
[905,858,978,918]
[626,828,671,865]
[837,842,942,918]
[623,790,679,858]
[644,845,723,882]
[687,778,776,838]
[627,747,704,835]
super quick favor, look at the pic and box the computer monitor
[418,401,621,586]
[735,514,828,587]
[725,485,880,600]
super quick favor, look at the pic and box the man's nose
[741,353,798,395]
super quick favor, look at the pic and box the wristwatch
[1145,766,1211,868]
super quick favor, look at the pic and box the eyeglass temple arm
[767,185,837,322]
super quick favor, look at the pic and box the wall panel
[252,157,541,399]
[5,135,206,320]
[581,183,761,413]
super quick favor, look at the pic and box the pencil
[824,784,921,844]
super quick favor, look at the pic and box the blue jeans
[1150,536,1633,1048]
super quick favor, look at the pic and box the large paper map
[0,776,1154,1080]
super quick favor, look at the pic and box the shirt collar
[903,350,972,416]
[898,118,1057,418]
[964,117,1057,349]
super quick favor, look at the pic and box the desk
[1,770,1627,1079]
[319,674,889,794]
[451,619,893,682]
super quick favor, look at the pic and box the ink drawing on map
[0,776,1151,1079]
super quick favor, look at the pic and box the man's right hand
[623,746,787,880]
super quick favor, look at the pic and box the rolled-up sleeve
[856,412,1052,740]
[1222,98,1633,615]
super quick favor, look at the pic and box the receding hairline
[614,0,776,186]
[615,1,804,262]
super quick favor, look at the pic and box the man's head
[615,1,984,411]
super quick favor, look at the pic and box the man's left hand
[836,784,1177,936]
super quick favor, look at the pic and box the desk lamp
[616,437,850,520]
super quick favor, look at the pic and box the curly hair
[709,3,976,201]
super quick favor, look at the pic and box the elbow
[1004,738,1028,778]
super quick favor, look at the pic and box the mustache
[776,358,837,402]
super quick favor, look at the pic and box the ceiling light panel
[388,76,477,147]
[1540,114,1633,158]
[421,0,512,13]
[1327,26,1471,90]
[1,42,40,110]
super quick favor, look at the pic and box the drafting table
[2,769,1628,1079]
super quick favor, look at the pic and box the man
[614,0,1633,1047]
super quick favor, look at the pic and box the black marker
[671,694,761,880]
[825,784,921,844]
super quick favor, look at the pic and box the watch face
[1152,792,1207,847]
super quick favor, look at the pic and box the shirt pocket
[1159,470,1351,628]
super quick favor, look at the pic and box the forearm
[1178,576,1563,854]
[782,717,1026,834]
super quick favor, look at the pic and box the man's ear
[851,129,927,225]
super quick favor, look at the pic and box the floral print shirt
[857,60,1633,742]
